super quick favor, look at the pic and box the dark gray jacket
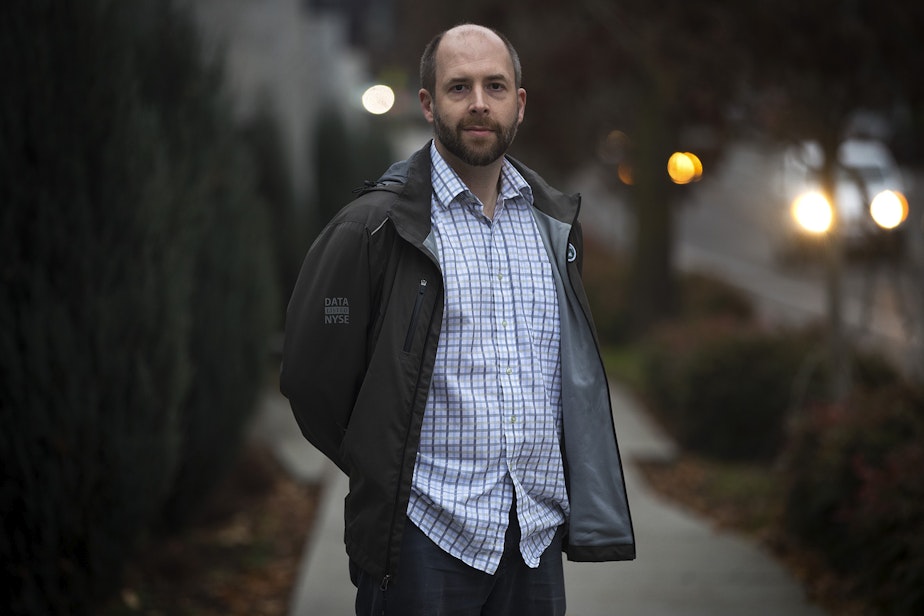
[280,143,635,586]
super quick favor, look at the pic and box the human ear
[419,89,435,124]
[517,88,526,125]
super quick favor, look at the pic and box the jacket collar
[379,141,580,246]
[507,156,580,227]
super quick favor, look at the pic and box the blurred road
[570,139,924,377]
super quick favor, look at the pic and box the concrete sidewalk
[254,384,826,616]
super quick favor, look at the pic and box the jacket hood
[377,158,411,185]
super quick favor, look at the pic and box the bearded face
[431,100,521,167]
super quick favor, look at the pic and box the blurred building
[181,0,392,204]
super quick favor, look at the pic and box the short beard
[432,106,519,167]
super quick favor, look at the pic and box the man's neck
[459,163,503,219]
[435,142,503,219]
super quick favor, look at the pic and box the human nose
[469,86,489,114]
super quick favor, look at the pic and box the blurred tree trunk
[819,136,851,403]
[629,88,678,329]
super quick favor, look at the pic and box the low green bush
[638,312,904,464]
[781,384,924,614]
[679,271,755,323]
[641,320,814,461]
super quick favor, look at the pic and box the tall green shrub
[132,3,279,531]
[0,2,193,612]
[311,105,394,238]
[159,140,277,531]
[313,105,357,236]
[241,102,303,313]
[0,0,278,612]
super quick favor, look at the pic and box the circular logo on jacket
[567,243,577,263]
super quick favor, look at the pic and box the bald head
[419,24,522,96]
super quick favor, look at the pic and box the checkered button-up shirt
[407,144,569,574]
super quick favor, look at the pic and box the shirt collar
[430,142,533,213]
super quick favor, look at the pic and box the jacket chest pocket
[402,278,429,353]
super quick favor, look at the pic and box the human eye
[486,81,508,95]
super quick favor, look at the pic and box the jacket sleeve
[279,218,373,474]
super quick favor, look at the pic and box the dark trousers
[351,511,566,616]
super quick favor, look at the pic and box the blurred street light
[789,172,912,401]
[667,151,703,184]
[870,189,909,230]
[618,163,634,185]
[598,129,630,164]
[791,191,834,233]
[361,84,395,115]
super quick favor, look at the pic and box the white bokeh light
[791,191,834,234]
[870,190,909,230]
[361,84,395,115]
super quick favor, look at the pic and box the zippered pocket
[402,279,427,352]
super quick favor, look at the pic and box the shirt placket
[491,203,524,486]
[414,148,571,575]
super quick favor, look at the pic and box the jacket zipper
[384,279,432,589]
[402,279,427,352]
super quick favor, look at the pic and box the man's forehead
[436,28,513,82]
[445,24,500,42]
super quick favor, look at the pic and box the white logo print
[567,243,577,263]
[324,297,350,324]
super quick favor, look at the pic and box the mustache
[459,119,500,132]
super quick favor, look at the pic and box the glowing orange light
[599,130,631,164]
[618,163,634,185]
[685,152,703,181]
[668,152,697,184]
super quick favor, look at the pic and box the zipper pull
[379,573,392,591]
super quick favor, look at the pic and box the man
[281,24,634,615]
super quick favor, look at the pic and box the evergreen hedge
[312,104,394,236]
[0,1,277,613]
[640,320,813,461]
[241,103,304,317]
[639,319,903,462]
[782,384,924,614]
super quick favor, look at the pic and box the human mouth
[463,129,495,143]
[462,124,496,136]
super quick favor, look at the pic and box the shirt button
[502,320,508,327]
[510,416,517,424]
[497,273,503,281]
[506,367,512,375]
